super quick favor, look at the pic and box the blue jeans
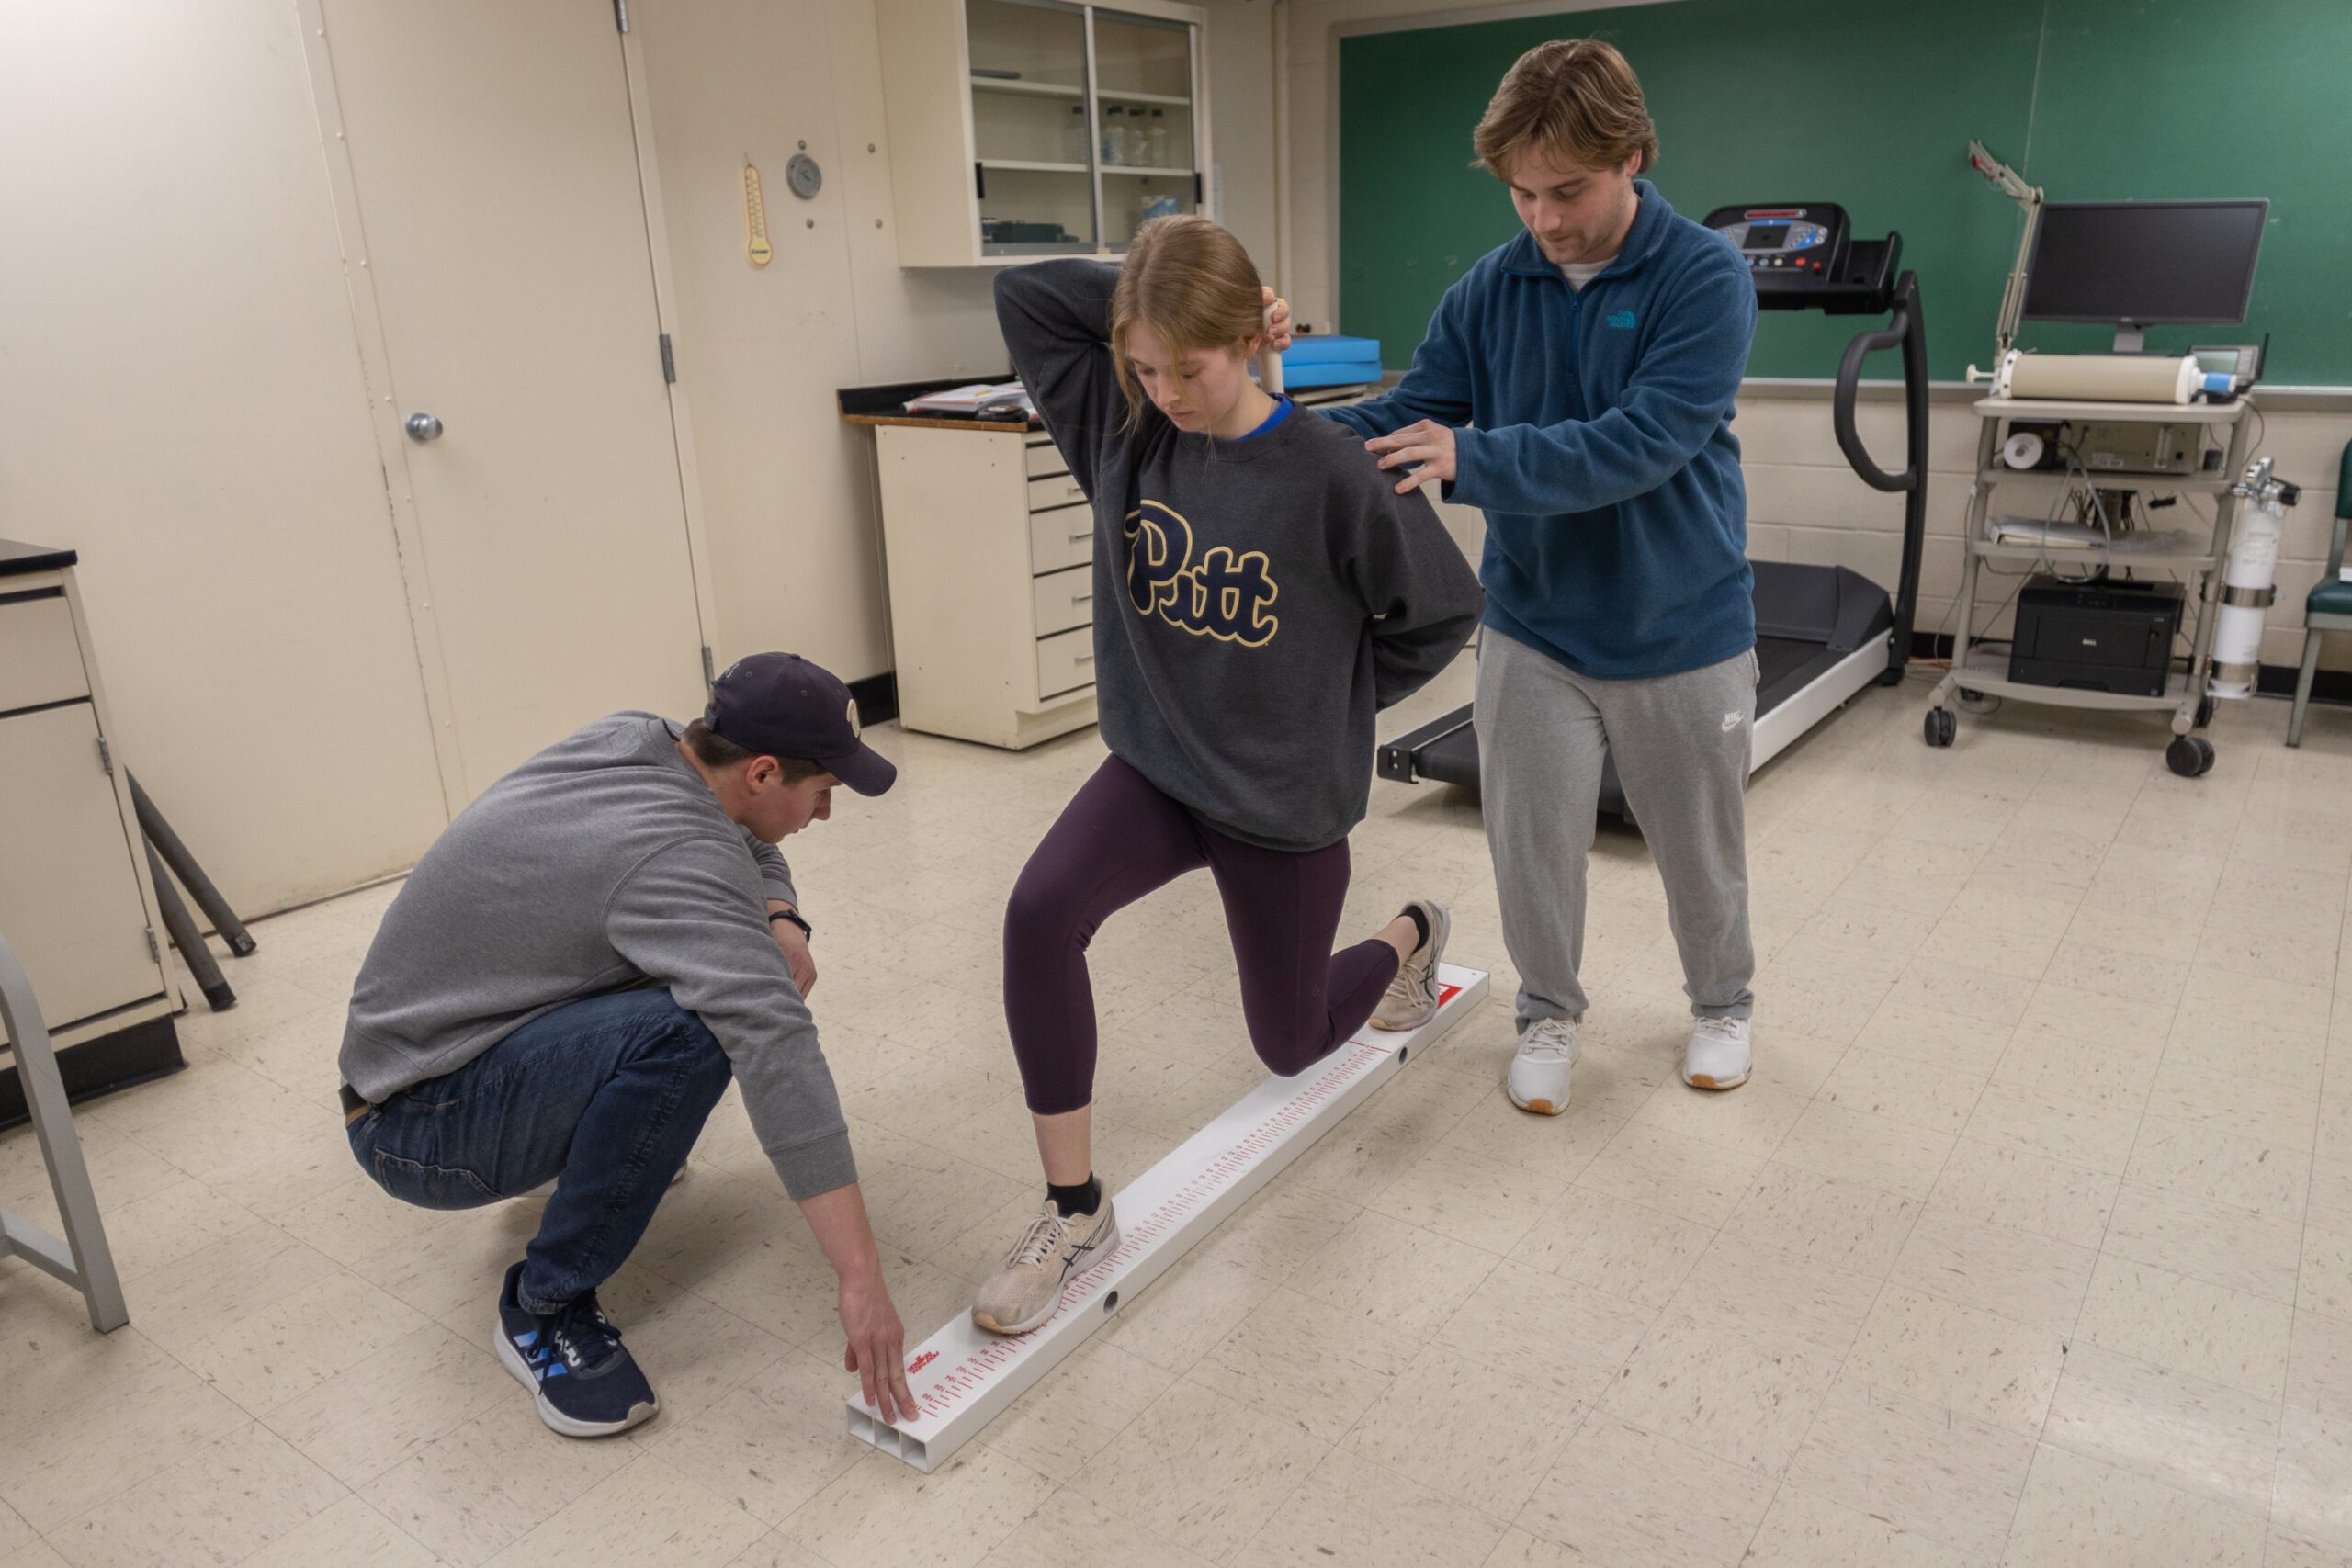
[346,987,732,1314]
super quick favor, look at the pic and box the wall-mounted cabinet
[877,0,1210,267]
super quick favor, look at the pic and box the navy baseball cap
[704,653,897,796]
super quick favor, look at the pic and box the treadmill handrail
[1834,296,1919,493]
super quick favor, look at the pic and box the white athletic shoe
[1683,1016,1753,1089]
[1507,1017,1579,1115]
[971,1196,1121,1336]
[1370,899,1450,1032]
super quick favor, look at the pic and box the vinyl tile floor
[6,659,2352,1567]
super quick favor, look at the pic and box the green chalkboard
[1338,0,2352,385]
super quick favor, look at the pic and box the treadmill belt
[1387,561,1899,820]
[1756,635,1828,713]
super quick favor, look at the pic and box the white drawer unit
[1035,626,1096,700]
[1030,506,1094,575]
[0,542,184,1124]
[0,592,91,713]
[861,420,1102,749]
[1026,472,1091,513]
[1031,564,1095,637]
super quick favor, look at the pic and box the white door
[316,0,709,800]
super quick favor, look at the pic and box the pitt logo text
[1124,501,1281,647]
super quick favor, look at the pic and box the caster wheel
[2195,696,2216,728]
[1924,708,1956,749]
[2166,735,2215,778]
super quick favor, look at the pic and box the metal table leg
[0,934,129,1333]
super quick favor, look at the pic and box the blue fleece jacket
[1325,182,1758,681]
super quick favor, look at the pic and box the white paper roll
[1996,351,2199,403]
[2002,430,2046,469]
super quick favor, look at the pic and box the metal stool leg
[0,934,129,1332]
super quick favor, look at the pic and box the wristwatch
[767,908,813,939]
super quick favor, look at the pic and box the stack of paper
[903,382,1032,418]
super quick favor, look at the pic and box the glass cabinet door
[967,0,1097,255]
[1091,8,1196,251]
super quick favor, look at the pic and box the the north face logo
[1607,310,1637,329]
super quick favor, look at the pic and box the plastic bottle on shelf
[1065,104,1089,165]
[1146,109,1169,168]
[1101,106,1127,167]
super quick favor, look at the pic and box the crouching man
[338,653,919,1436]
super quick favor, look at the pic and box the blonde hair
[1472,39,1657,181]
[1111,215,1265,422]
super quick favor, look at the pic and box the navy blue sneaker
[494,1261,658,1437]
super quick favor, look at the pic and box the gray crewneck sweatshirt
[338,712,854,1200]
[997,260,1482,852]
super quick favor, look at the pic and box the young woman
[974,217,1483,1335]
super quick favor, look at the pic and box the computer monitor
[2021,199,2267,352]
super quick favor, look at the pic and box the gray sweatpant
[1476,627,1757,1031]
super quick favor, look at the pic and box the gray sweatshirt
[338,712,854,1200]
[997,261,1483,852]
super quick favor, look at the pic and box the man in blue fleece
[1313,39,1761,1111]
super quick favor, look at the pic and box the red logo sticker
[909,1350,938,1374]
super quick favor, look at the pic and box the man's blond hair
[1472,39,1657,180]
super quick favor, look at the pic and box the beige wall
[634,0,1283,680]
[0,0,1290,915]
[635,0,1005,682]
[1202,0,1281,268]
[0,1,452,917]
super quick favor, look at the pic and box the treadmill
[1377,202,1928,821]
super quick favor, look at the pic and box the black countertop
[0,538,76,578]
[836,371,1042,430]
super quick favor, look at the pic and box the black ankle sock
[1399,904,1430,950]
[1047,1174,1102,1216]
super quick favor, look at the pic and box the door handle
[405,412,444,443]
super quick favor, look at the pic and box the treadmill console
[1706,204,1847,284]
[1702,202,1898,315]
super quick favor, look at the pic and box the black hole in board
[1102,1290,1120,1314]
[1397,1045,1408,1063]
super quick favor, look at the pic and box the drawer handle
[1072,592,1092,603]
[1075,652,1095,664]
[1068,529,1091,542]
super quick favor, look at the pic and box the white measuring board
[848,961,1489,1472]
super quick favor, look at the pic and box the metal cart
[1926,395,2255,777]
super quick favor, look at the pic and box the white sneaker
[971,1197,1121,1336]
[1370,899,1450,1031]
[1683,1016,1752,1089]
[1507,1017,1579,1115]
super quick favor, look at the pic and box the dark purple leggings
[1004,756,1402,1116]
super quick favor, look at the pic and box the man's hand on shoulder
[769,900,817,997]
[1365,419,1458,495]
